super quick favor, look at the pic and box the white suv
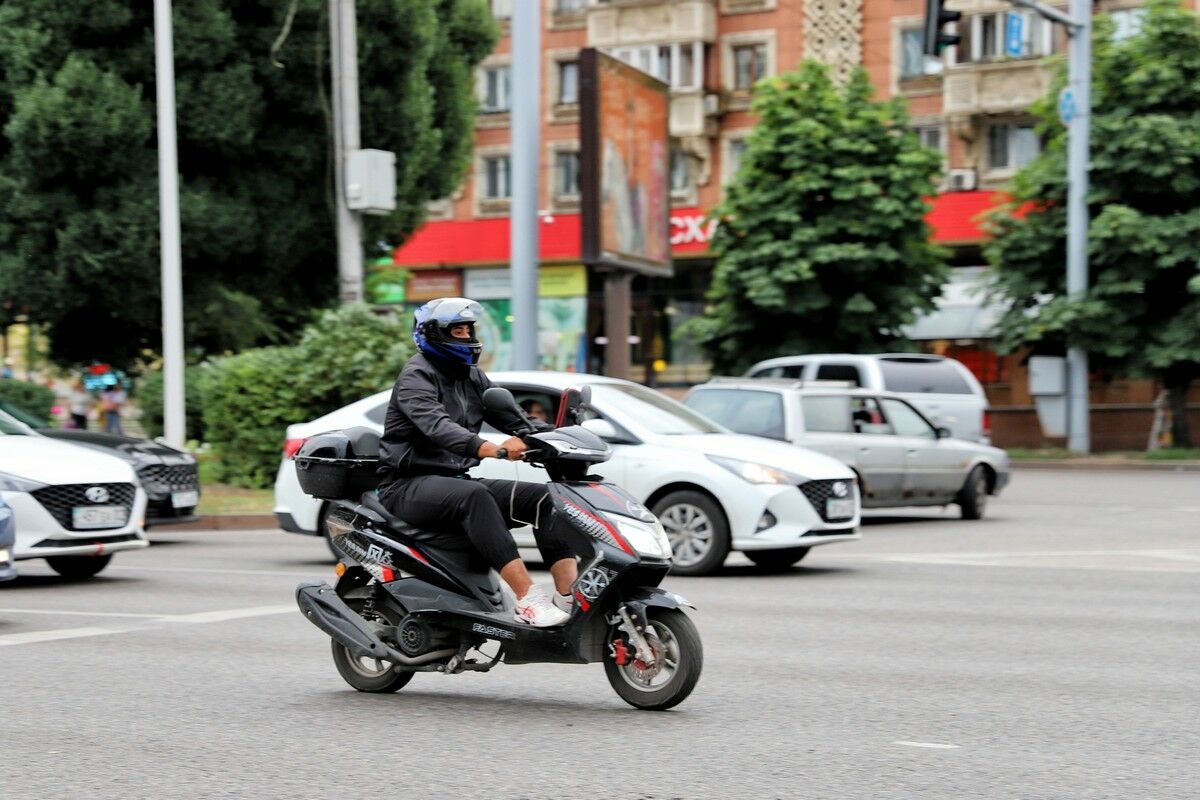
[745,353,991,443]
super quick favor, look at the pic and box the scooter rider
[377,297,578,627]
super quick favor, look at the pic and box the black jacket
[377,353,553,480]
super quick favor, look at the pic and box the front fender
[623,585,695,611]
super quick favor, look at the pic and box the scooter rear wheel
[330,601,414,693]
[605,608,702,711]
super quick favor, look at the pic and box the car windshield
[0,400,47,429]
[588,383,725,435]
[0,408,33,436]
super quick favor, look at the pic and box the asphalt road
[1,469,1196,800]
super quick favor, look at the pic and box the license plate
[825,498,855,519]
[72,505,128,530]
[171,490,199,509]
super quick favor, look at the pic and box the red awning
[392,192,1011,268]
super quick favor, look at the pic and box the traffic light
[923,0,962,56]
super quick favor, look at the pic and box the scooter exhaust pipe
[296,582,456,666]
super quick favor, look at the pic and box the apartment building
[384,0,1164,400]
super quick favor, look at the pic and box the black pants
[378,475,576,572]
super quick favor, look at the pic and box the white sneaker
[514,585,570,627]
[552,591,574,613]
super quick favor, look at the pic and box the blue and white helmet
[413,297,484,366]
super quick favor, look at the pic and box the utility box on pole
[346,149,396,215]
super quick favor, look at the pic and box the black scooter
[293,385,702,710]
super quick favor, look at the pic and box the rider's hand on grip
[500,436,527,460]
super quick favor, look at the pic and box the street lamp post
[153,0,186,449]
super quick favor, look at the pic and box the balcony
[588,0,716,47]
[943,59,1052,117]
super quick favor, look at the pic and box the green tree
[688,61,948,375]
[0,0,495,369]
[984,1,1200,447]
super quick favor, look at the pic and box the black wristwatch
[496,447,508,460]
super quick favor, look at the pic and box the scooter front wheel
[605,608,702,711]
[330,601,414,693]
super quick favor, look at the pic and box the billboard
[580,48,672,277]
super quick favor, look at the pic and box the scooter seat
[359,491,470,551]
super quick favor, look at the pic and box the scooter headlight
[612,515,672,560]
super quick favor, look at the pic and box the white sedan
[274,371,861,575]
[0,416,148,579]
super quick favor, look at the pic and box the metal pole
[509,0,540,370]
[1065,0,1091,453]
[330,0,363,304]
[153,0,186,449]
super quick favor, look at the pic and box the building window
[732,43,768,90]
[483,155,511,199]
[916,125,943,153]
[1110,8,1145,41]
[558,61,578,105]
[490,0,511,20]
[725,137,749,182]
[556,0,586,11]
[555,151,580,197]
[962,12,1055,63]
[987,124,1039,171]
[670,145,692,193]
[900,29,930,79]
[609,42,703,90]
[480,66,511,113]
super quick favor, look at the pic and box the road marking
[894,741,961,749]
[109,564,324,578]
[0,604,298,646]
[0,608,166,619]
[0,626,134,646]
[167,604,295,624]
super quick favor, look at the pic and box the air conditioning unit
[702,93,722,117]
[944,168,977,192]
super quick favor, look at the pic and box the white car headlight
[0,471,48,493]
[706,455,801,486]
[612,515,672,560]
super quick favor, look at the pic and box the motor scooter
[293,385,702,710]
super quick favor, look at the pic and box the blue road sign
[1058,87,1076,126]
[1005,13,1024,56]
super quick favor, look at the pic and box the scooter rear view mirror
[482,387,521,414]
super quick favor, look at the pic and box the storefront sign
[670,211,718,250]
[463,266,586,299]
[407,270,462,302]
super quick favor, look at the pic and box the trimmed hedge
[137,365,210,441]
[202,305,412,487]
[0,379,57,423]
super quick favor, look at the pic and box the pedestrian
[376,297,578,627]
[68,380,93,430]
[99,384,126,435]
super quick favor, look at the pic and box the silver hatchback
[684,380,1010,519]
